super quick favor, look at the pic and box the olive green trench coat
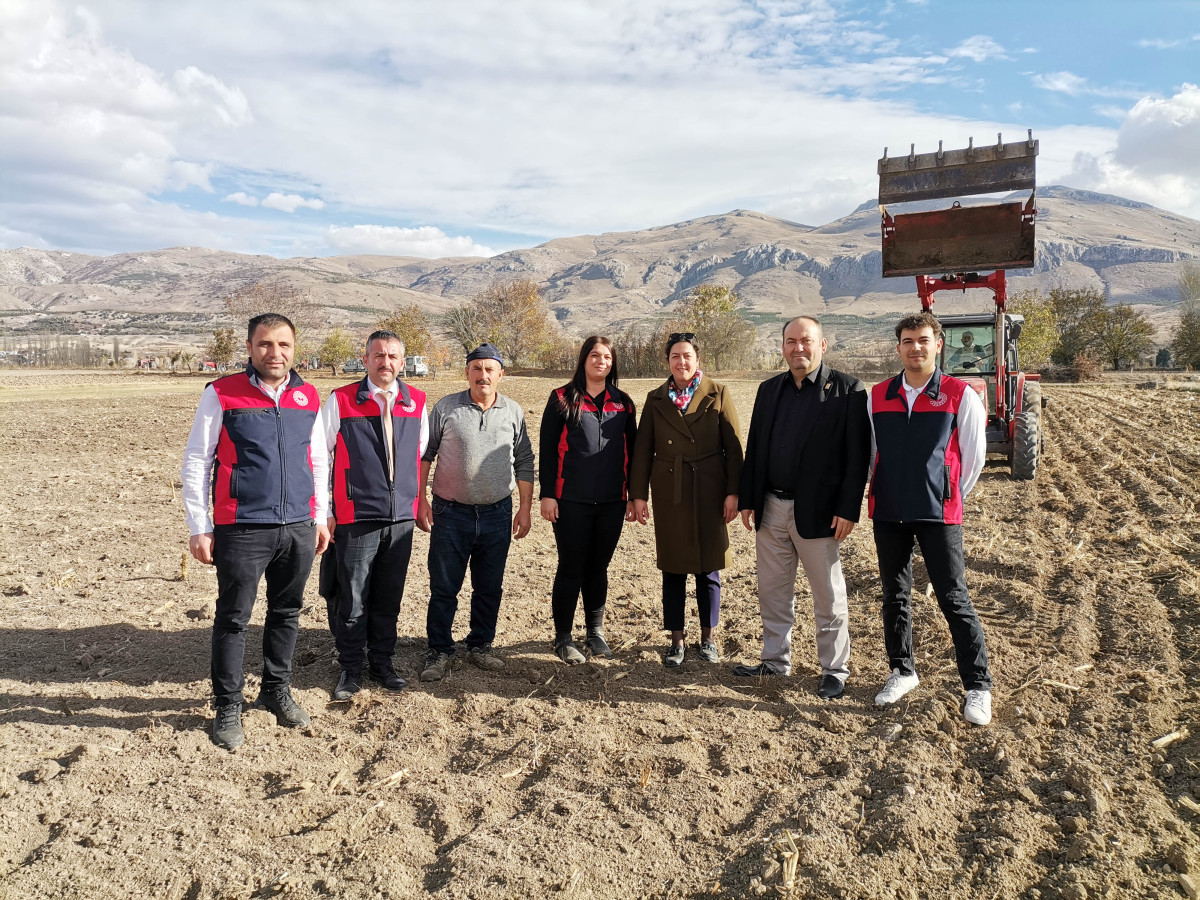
[629,375,743,574]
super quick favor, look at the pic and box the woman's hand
[624,501,636,522]
[722,494,738,524]
[539,498,559,523]
[632,498,650,524]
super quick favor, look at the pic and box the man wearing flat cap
[416,342,535,682]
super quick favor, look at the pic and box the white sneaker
[963,689,992,726]
[874,669,919,705]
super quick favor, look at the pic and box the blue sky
[2,0,1198,259]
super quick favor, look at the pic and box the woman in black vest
[538,336,637,664]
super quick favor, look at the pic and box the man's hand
[189,532,215,565]
[722,494,738,524]
[539,498,559,523]
[513,506,532,539]
[632,499,649,524]
[739,509,754,531]
[315,519,332,554]
[416,497,433,533]
[832,515,856,541]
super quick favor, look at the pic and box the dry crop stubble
[0,371,1196,899]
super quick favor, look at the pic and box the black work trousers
[330,520,414,676]
[550,499,625,637]
[873,521,991,691]
[211,521,317,707]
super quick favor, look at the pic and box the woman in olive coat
[630,333,743,667]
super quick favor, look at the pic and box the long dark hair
[560,336,620,427]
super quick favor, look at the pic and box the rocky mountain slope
[1,186,1197,347]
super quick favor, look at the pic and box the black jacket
[737,362,870,539]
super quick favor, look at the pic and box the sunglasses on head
[668,332,696,343]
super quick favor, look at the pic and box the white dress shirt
[867,371,987,499]
[314,379,430,521]
[180,373,323,536]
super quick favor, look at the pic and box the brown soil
[0,372,1197,900]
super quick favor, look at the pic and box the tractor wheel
[1012,409,1041,480]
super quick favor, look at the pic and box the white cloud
[948,35,1006,63]
[261,192,325,213]
[222,192,258,206]
[1137,34,1200,49]
[1114,83,1200,177]
[1032,71,1090,95]
[326,225,495,258]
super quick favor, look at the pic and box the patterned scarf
[668,370,703,412]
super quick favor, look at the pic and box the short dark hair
[895,311,942,342]
[782,315,822,338]
[365,330,404,356]
[665,332,700,359]
[247,313,296,342]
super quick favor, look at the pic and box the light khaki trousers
[755,494,851,678]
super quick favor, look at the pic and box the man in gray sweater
[416,342,535,681]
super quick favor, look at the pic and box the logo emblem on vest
[928,392,949,407]
[293,391,309,407]
[399,399,417,413]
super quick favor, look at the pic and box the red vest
[210,368,318,526]
[330,379,426,523]
[869,370,968,524]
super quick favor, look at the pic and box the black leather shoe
[732,662,782,677]
[367,667,407,692]
[816,674,845,700]
[258,687,311,728]
[211,702,244,750]
[332,670,361,700]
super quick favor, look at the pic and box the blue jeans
[426,496,512,655]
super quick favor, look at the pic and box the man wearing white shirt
[181,313,331,750]
[866,311,993,726]
[315,331,429,701]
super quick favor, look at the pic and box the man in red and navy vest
[182,313,330,750]
[867,311,993,726]
[314,330,428,701]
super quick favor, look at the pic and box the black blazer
[737,362,870,539]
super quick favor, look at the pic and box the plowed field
[0,372,1197,900]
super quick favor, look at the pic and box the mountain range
[1,185,1197,350]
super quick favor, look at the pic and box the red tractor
[877,131,1046,480]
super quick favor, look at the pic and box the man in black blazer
[734,316,871,698]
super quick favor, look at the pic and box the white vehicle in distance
[405,355,430,377]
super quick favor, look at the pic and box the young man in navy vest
[867,311,993,726]
[182,313,331,750]
[314,330,428,700]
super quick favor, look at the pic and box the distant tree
[673,284,754,370]
[206,327,239,369]
[179,350,196,373]
[612,319,677,377]
[1048,287,1108,365]
[1156,348,1173,368]
[475,278,554,367]
[1171,262,1200,369]
[1097,303,1155,370]
[1008,290,1059,371]
[445,302,488,354]
[223,279,322,360]
[319,328,358,376]
[377,303,435,356]
[536,333,578,371]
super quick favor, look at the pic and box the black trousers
[330,520,415,676]
[550,500,625,636]
[211,521,316,707]
[873,521,991,691]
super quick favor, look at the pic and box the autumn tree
[1048,287,1108,365]
[1171,262,1200,369]
[475,278,555,367]
[445,302,488,354]
[377,303,435,356]
[1097,303,1155,370]
[206,327,239,369]
[1008,290,1059,371]
[223,279,323,361]
[672,284,754,370]
[319,327,359,376]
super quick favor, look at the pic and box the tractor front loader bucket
[878,132,1038,278]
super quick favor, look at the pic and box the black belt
[433,494,510,511]
[768,488,794,500]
